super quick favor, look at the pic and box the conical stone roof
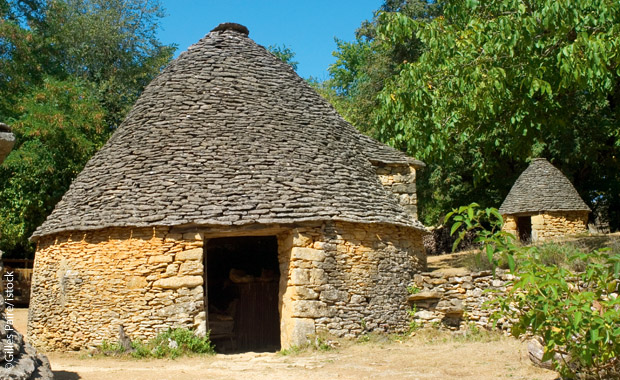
[32,23,425,239]
[499,158,590,215]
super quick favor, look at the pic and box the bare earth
[42,333,558,380]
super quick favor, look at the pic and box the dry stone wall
[409,270,513,330]
[503,211,588,242]
[375,164,419,219]
[30,221,425,351]
[279,221,425,347]
[29,227,206,351]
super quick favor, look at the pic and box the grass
[460,234,620,272]
[97,328,215,359]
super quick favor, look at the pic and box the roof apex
[210,22,249,36]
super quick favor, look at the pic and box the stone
[153,276,203,289]
[283,318,315,349]
[176,248,203,261]
[126,276,147,289]
[148,255,173,264]
[291,247,326,262]
[407,291,442,302]
[291,300,327,318]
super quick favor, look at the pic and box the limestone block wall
[531,211,588,241]
[375,164,419,219]
[30,221,425,351]
[409,270,512,331]
[502,215,518,237]
[278,221,425,347]
[28,227,206,351]
[503,211,589,242]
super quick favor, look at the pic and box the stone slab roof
[32,24,426,239]
[499,158,590,215]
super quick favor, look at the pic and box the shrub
[497,247,620,379]
[98,328,215,359]
[447,203,620,379]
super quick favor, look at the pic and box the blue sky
[158,1,383,80]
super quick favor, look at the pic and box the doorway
[204,236,280,352]
[516,216,532,243]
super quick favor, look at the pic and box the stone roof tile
[32,24,426,239]
[499,158,590,215]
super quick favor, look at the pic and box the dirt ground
[13,307,557,379]
[44,333,558,380]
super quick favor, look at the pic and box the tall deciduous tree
[327,0,441,133]
[331,0,620,228]
[0,78,106,254]
[268,44,299,71]
[0,0,174,256]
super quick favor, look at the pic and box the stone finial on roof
[211,22,249,36]
[499,158,590,215]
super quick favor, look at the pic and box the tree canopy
[0,0,175,257]
[268,44,299,71]
[327,0,620,229]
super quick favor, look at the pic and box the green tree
[327,0,441,133]
[0,0,175,127]
[0,78,107,254]
[367,0,620,227]
[268,44,299,71]
[0,0,175,256]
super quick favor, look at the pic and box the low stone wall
[503,211,588,242]
[409,270,513,330]
[29,227,205,351]
[280,221,426,347]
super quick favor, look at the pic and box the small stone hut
[499,158,590,242]
[28,23,427,352]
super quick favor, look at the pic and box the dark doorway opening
[204,236,280,353]
[516,216,532,242]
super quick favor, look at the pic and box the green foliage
[0,78,107,254]
[445,203,518,273]
[496,248,620,378]
[98,328,215,359]
[325,0,620,228]
[100,339,123,353]
[278,344,303,356]
[374,0,620,228]
[0,0,174,257]
[407,284,421,294]
[407,304,421,333]
[139,328,215,359]
[326,0,441,132]
[267,44,299,71]
[449,204,620,377]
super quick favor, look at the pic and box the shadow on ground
[53,370,81,380]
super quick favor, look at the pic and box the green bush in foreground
[447,203,620,379]
[100,328,215,359]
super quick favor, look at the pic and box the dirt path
[47,334,558,380]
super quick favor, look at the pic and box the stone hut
[28,23,427,352]
[499,158,590,242]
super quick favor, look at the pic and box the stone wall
[29,227,206,351]
[409,270,513,330]
[503,211,589,242]
[374,163,419,219]
[279,221,425,347]
[30,221,425,351]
